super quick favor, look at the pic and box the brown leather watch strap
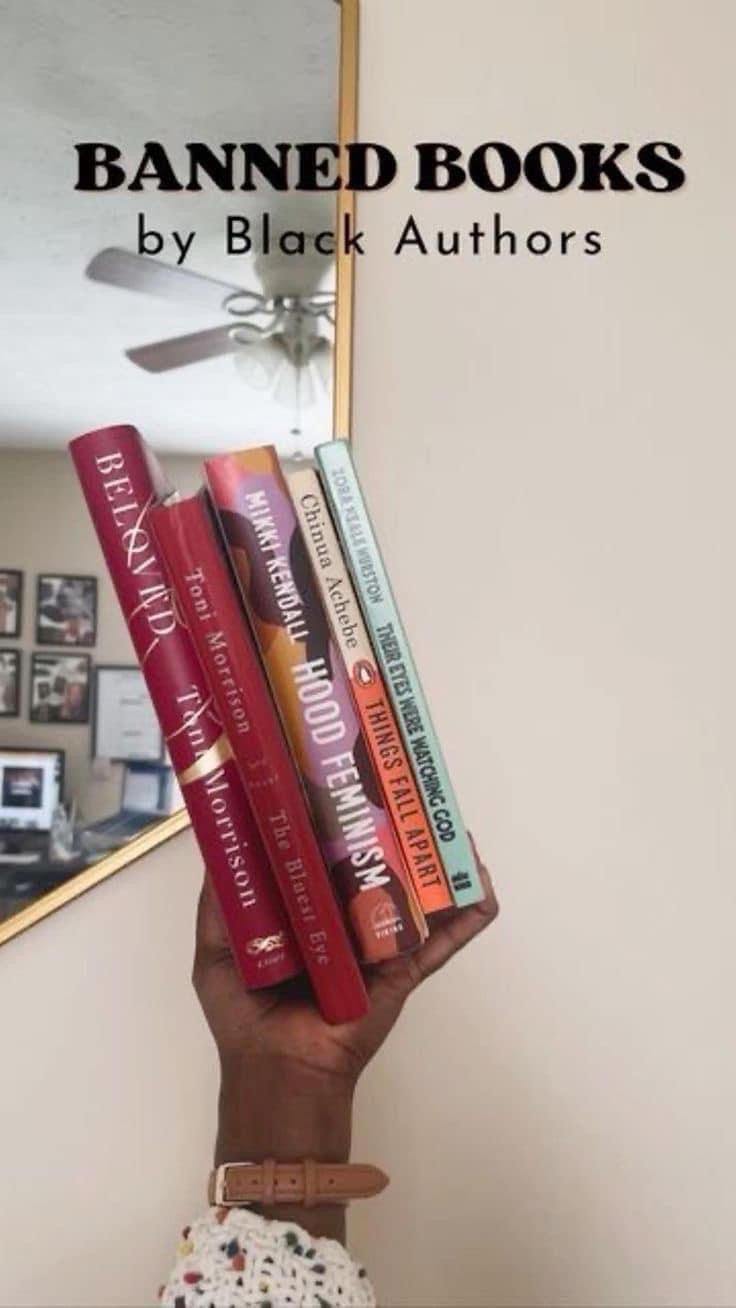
[208,1160,389,1208]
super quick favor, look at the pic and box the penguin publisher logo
[355,660,376,688]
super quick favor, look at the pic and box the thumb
[193,874,232,978]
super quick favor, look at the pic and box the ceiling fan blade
[86,248,246,312]
[125,325,240,372]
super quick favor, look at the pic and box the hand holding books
[194,834,497,1240]
[71,427,490,1024]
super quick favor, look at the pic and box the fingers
[410,860,498,985]
[401,837,498,985]
[368,838,498,1006]
[193,839,497,1011]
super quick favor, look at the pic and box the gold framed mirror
[0,0,359,948]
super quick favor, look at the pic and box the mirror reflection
[0,0,341,934]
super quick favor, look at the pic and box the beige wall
[1,3,735,1307]
[0,449,203,820]
[348,5,736,1305]
[0,829,213,1308]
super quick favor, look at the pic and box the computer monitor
[0,748,64,832]
[121,761,174,815]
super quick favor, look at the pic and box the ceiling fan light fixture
[233,337,286,392]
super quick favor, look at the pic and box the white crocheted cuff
[160,1205,376,1308]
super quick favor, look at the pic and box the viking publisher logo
[370,901,403,940]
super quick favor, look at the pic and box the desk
[0,856,90,921]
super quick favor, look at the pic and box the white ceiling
[0,0,338,455]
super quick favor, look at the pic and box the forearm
[161,1065,372,1306]
[170,838,494,1306]
[215,1056,355,1242]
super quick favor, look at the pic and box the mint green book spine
[316,440,482,906]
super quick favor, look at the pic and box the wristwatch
[208,1159,389,1208]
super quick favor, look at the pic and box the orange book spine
[288,466,453,914]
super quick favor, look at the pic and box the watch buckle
[212,1164,231,1206]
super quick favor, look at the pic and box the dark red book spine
[68,424,301,992]
[150,492,369,1024]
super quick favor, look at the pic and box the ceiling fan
[85,246,336,428]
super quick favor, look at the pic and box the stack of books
[70,428,483,1024]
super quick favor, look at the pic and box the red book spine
[150,492,369,1024]
[68,424,301,992]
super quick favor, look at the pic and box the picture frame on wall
[0,650,20,717]
[92,665,163,762]
[29,652,91,724]
[36,574,97,648]
[0,570,23,639]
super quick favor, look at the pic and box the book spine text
[316,439,483,906]
[150,492,369,1023]
[289,466,453,915]
[206,446,427,961]
[69,424,302,988]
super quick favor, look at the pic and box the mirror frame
[0,0,360,949]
